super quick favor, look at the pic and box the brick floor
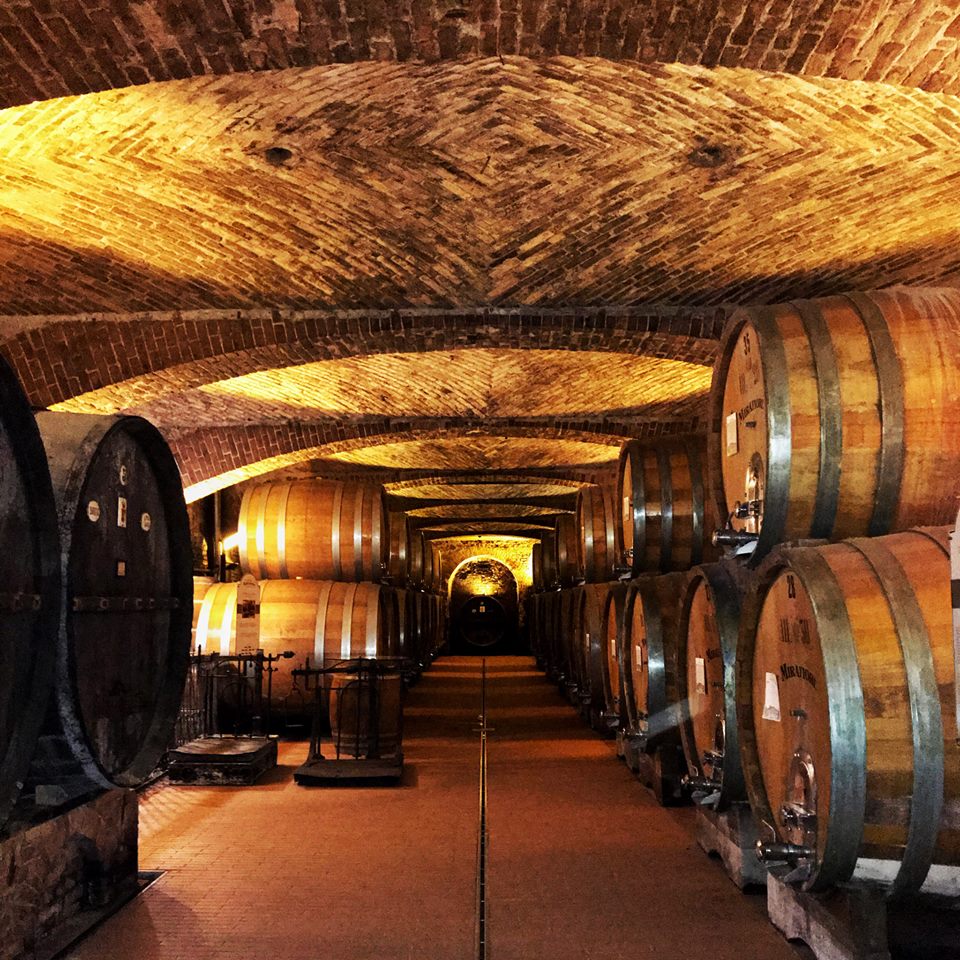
[67,657,799,960]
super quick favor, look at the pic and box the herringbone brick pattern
[3,59,960,320]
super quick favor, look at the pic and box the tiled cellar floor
[67,657,801,960]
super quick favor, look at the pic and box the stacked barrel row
[0,355,193,829]
[528,286,960,900]
[192,480,447,715]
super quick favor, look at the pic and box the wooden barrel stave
[710,288,960,560]
[35,411,193,789]
[0,357,60,824]
[238,479,387,582]
[737,527,959,894]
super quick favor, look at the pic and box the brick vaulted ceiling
[3,9,960,527]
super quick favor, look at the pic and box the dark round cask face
[753,568,831,866]
[719,321,768,537]
[0,358,59,825]
[34,412,192,789]
[68,426,177,781]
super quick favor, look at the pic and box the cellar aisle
[485,658,800,960]
[67,657,800,960]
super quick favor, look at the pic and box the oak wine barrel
[710,287,960,561]
[576,484,616,583]
[675,562,748,808]
[406,524,426,588]
[238,479,387,581]
[616,438,716,576]
[577,582,618,727]
[595,581,628,730]
[0,357,60,825]
[36,411,193,789]
[193,579,399,713]
[555,514,580,587]
[457,595,508,650]
[618,573,685,749]
[328,664,404,760]
[736,528,959,895]
[387,509,409,585]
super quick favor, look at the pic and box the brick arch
[1,306,722,409]
[172,419,643,501]
[5,0,960,109]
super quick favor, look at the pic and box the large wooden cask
[36,411,193,789]
[555,514,580,587]
[736,528,959,894]
[386,509,409,585]
[675,562,748,808]
[328,664,404,760]
[597,581,628,729]
[616,439,715,576]
[406,523,426,588]
[710,287,960,560]
[576,484,617,583]
[618,573,685,749]
[194,579,399,708]
[577,582,619,727]
[0,357,60,825]
[238,479,387,581]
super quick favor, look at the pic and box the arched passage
[447,554,521,655]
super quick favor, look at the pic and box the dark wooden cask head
[0,357,60,825]
[35,411,192,789]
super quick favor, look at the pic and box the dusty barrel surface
[238,479,387,581]
[676,562,748,807]
[555,514,580,587]
[36,411,193,789]
[0,358,60,824]
[709,287,960,560]
[576,484,616,583]
[616,438,715,576]
[737,528,959,895]
[618,573,685,749]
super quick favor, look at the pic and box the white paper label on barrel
[695,657,706,695]
[610,633,617,654]
[119,464,128,485]
[725,412,738,456]
[117,496,127,528]
[622,495,631,523]
[87,500,101,523]
[141,512,152,532]
[762,671,781,722]
[635,643,643,667]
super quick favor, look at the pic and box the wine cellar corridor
[67,658,796,960]
[7,4,960,960]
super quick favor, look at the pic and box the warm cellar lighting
[220,531,240,553]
